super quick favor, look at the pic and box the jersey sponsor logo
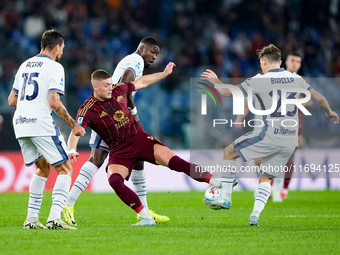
[117,96,124,103]
[100,111,108,117]
[77,117,83,125]
[135,62,140,69]
[60,77,63,86]
[274,127,296,135]
[15,116,37,124]
[26,62,43,68]
[147,136,154,140]
[113,110,125,122]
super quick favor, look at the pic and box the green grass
[0,191,339,255]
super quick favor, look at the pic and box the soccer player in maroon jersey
[68,63,222,226]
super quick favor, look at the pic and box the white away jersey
[12,54,65,138]
[111,52,144,97]
[239,68,312,147]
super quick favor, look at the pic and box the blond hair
[257,44,281,63]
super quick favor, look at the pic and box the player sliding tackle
[201,44,339,226]
[68,63,225,226]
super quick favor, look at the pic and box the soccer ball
[204,186,221,200]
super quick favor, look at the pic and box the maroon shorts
[107,131,165,179]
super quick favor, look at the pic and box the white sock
[138,207,152,219]
[253,182,271,215]
[272,177,284,195]
[131,170,148,211]
[66,161,98,207]
[221,160,237,200]
[27,174,47,222]
[209,177,221,187]
[48,174,71,220]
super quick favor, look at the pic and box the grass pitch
[0,190,339,255]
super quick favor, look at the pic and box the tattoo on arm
[50,92,76,129]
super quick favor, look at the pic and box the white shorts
[233,130,295,178]
[89,130,109,152]
[18,134,69,167]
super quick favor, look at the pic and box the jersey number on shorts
[269,90,297,117]
[20,72,39,101]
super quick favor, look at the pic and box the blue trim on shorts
[233,93,268,162]
[51,125,68,167]
[25,155,43,167]
[89,133,109,152]
[260,169,277,179]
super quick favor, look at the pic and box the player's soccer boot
[249,210,260,226]
[23,219,47,229]
[232,179,238,188]
[137,210,170,223]
[281,189,288,200]
[46,218,77,230]
[62,205,77,226]
[202,196,232,210]
[249,215,259,226]
[132,217,156,226]
[272,192,283,203]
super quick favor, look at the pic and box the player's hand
[201,69,220,84]
[68,149,79,164]
[234,116,244,129]
[73,124,86,137]
[326,111,339,124]
[163,62,176,76]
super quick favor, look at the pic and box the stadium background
[0,0,339,192]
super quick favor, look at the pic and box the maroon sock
[284,162,294,189]
[108,173,143,213]
[168,155,212,183]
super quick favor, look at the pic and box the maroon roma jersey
[76,82,143,150]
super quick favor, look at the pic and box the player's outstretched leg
[46,161,76,230]
[203,145,240,210]
[249,176,272,226]
[23,157,50,229]
[132,161,170,223]
[63,148,107,226]
[108,165,155,227]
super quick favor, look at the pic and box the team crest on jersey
[100,111,108,117]
[77,117,83,125]
[113,110,125,122]
[117,96,124,103]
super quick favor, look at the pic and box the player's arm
[201,69,233,97]
[67,132,81,163]
[132,62,175,90]
[310,89,339,124]
[49,91,86,136]
[120,69,140,122]
[235,102,249,129]
[8,90,18,107]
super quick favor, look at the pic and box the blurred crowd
[1,0,340,149]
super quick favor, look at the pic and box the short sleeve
[238,74,261,97]
[297,76,312,91]
[76,108,88,129]
[12,71,20,94]
[116,82,136,95]
[126,54,144,79]
[48,64,65,95]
